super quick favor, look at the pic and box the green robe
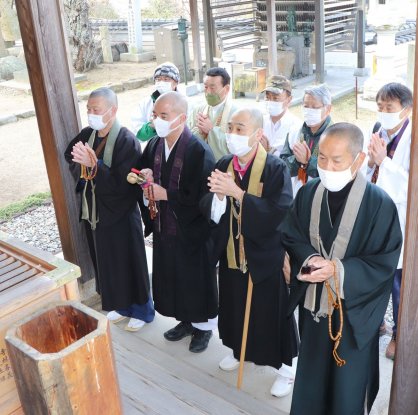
[280,116,332,178]
[281,178,402,415]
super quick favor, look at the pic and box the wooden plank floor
[109,314,290,415]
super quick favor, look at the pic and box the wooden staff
[237,274,253,389]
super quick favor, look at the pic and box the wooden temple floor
[86,293,392,415]
[107,311,290,415]
[85,249,390,415]
[82,289,292,415]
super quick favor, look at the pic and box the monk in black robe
[281,123,402,415]
[137,91,217,353]
[64,87,154,332]
[200,108,298,397]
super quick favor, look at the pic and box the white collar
[164,136,181,161]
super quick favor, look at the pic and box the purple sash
[153,127,192,236]
[388,118,409,159]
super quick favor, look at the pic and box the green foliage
[0,192,52,222]
[142,0,181,19]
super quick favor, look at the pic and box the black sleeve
[241,157,293,241]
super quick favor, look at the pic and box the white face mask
[317,154,359,192]
[154,114,182,137]
[303,107,323,127]
[377,109,405,130]
[226,131,256,157]
[88,108,112,131]
[266,101,285,117]
[155,81,172,95]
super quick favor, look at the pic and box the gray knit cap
[153,62,180,83]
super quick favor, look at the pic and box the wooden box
[0,232,81,415]
[5,302,122,415]
[233,67,267,101]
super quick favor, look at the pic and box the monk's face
[318,134,363,174]
[227,111,262,147]
[86,96,116,124]
[153,97,186,131]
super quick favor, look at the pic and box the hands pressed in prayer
[71,141,97,167]
[208,169,244,202]
[299,256,334,283]
[197,113,213,135]
[260,134,271,152]
[368,133,387,167]
[293,141,311,164]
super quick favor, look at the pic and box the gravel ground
[0,203,395,327]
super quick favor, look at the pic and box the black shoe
[189,329,213,353]
[164,322,194,341]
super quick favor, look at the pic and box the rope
[325,260,346,367]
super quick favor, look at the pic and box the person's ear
[324,105,332,117]
[224,84,231,95]
[255,127,263,142]
[402,106,412,119]
[351,151,366,175]
[109,106,117,119]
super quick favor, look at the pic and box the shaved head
[155,91,188,115]
[231,108,263,133]
[320,122,364,158]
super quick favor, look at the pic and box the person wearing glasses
[280,84,333,196]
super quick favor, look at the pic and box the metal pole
[182,39,188,86]
[314,0,325,83]
[266,0,278,76]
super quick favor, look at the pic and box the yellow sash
[226,144,267,271]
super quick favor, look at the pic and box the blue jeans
[117,294,155,323]
[391,269,402,338]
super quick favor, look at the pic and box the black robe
[64,126,150,310]
[137,130,218,322]
[200,153,299,369]
[281,178,402,415]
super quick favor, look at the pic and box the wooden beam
[389,3,418,414]
[202,0,215,68]
[266,0,277,76]
[14,0,95,285]
[314,0,325,83]
[189,0,203,83]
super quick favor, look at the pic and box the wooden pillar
[266,0,277,76]
[202,0,215,68]
[189,0,203,82]
[389,4,418,413]
[314,0,325,83]
[14,0,95,284]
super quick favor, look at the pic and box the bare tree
[63,0,100,72]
